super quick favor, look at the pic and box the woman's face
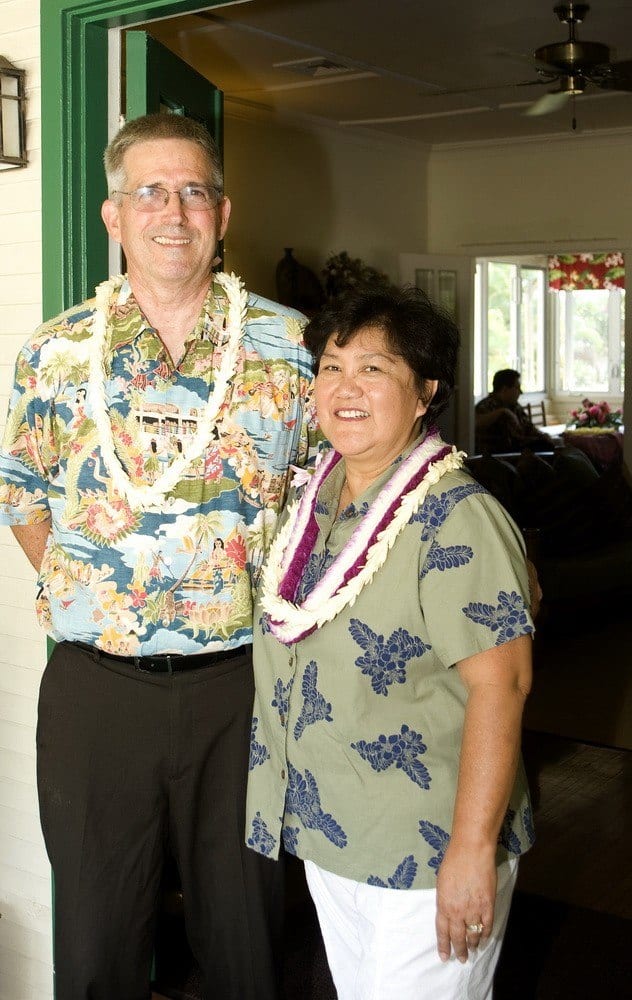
[315,326,436,475]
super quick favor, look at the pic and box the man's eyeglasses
[112,184,222,213]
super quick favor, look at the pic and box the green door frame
[40,0,228,318]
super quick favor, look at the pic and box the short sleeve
[0,345,52,526]
[419,488,534,667]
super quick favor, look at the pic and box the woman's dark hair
[303,284,460,431]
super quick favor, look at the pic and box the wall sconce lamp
[0,57,27,170]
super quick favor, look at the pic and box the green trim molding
[40,0,225,318]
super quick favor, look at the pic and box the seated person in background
[475,369,551,454]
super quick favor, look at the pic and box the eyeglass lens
[129,185,219,211]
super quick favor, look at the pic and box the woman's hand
[435,842,497,962]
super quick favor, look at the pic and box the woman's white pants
[304,858,518,1000]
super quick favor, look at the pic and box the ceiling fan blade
[525,89,572,116]
[593,58,632,92]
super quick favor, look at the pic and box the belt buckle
[133,655,173,674]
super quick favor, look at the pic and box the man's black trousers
[36,641,283,1000]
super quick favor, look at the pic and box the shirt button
[280,769,286,780]
[279,713,286,725]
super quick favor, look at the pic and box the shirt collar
[107,274,231,351]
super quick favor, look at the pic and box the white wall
[223,104,430,298]
[0,2,52,999]
[427,130,632,254]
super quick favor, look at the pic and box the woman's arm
[435,634,532,963]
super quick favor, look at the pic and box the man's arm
[475,407,520,431]
[11,520,51,572]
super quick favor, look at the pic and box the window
[553,287,625,395]
[474,258,546,396]
[475,252,625,410]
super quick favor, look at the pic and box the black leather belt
[74,641,249,674]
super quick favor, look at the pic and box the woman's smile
[315,326,431,483]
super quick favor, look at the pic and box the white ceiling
[146,0,632,145]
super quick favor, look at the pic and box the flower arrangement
[567,398,623,431]
[322,251,392,300]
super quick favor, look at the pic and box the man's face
[498,378,521,405]
[507,378,522,404]
[101,138,231,293]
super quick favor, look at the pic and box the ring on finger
[465,922,483,934]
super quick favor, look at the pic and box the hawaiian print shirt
[0,276,319,655]
[246,454,535,889]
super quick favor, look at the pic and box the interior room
[1,2,631,998]
[136,4,632,997]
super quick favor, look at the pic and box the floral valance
[548,252,625,291]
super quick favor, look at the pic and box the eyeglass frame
[110,183,224,212]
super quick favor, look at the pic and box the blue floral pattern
[367,855,418,889]
[420,540,474,580]
[296,548,335,601]
[351,725,431,789]
[499,808,522,855]
[349,619,430,696]
[286,763,348,848]
[271,676,293,726]
[247,812,276,856]
[419,819,450,873]
[294,661,333,740]
[249,717,270,771]
[462,590,534,645]
[411,483,487,541]
[282,825,300,854]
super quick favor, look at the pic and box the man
[0,114,318,1000]
[475,368,551,454]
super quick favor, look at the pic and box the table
[541,423,567,437]
[562,429,624,473]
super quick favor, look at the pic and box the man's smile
[152,235,191,245]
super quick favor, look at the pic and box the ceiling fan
[526,2,632,118]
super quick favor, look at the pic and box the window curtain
[548,252,625,291]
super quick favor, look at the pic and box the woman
[246,286,534,999]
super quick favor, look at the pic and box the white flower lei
[88,271,247,512]
[261,431,464,644]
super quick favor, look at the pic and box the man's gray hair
[104,113,223,196]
